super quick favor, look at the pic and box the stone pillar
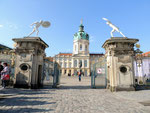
[71,68,74,76]
[87,69,90,76]
[102,37,138,92]
[13,37,48,88]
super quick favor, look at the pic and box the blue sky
[0,0,150,56]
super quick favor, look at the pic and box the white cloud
[0,24,3,28]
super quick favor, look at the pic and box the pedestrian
[78,72,81,82]
[0,61,4,79]
[72,73,74,76]
[68,73,70,76]
[1,63,10,88]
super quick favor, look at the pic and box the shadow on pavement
[0,87,56,112]
[0,88,55,96]
[0,96,56,106]
[0,93,56,112]
[0,108,54,113]
[58,85,91,89]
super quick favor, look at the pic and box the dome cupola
[74,20,89,41]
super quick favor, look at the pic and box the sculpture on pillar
[102,18,126,38]
[28,20,51,37]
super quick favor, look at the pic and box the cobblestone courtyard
[0,76,150,113]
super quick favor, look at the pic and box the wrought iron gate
[52,62,60,88]
[91,58,107,88]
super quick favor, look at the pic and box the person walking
[1,63,10,88]
[78,71,81,82]
[0,61,4,78]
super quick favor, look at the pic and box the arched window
[74,60,77,67]
[69,63,72,68]
[80,44,82,50]
[84,60,87,67]
[79,60,82,67]
[64,62,67,68]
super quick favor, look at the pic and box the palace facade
[53,23,104,76]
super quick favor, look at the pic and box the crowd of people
[0,62,11,88]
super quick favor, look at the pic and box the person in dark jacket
[78,72,81,82]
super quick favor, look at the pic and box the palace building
[53,22,104,76]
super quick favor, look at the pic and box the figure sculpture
[28,20,43,37]
[102,18,126,38]
[28,20,50,37]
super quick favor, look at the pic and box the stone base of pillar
[110,86,135,92]
[14,84,29,88]
[14,83,42,89]
[31,84,39,89]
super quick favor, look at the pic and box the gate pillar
[102,37,138,91]
[12,37,48,88]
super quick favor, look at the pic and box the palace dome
[73,24,89,40]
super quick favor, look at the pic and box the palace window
[60,57,62,61]
[69,58,71,61]
[84,69,87,76]
[79,60,82,67]
[74,60,77,67]
[80,44,82,50]
[84,60,87,67]
[74,69,77,75]
[69,63,72,68]
[64,62,67,68]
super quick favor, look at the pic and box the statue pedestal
[102,37,139,92]
[12,37,48,88]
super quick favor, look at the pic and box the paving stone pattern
[0,76,150,113]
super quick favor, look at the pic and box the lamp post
[135,44,143,85]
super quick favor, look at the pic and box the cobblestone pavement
[0,76,150,113]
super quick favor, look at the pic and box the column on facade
[66,57,70,75]
[72,58,74,68]
[87,69,90,76]
[87,59,89,68]
[71,68,74,76]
